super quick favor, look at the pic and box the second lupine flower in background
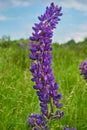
[79,61,87,81]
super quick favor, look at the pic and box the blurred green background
[0,36,87,130]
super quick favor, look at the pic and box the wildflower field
[0,38,87,130]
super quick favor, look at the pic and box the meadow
[0,38,87,130]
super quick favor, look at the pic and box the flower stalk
[27,2,76,130]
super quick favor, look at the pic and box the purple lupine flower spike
[79,61,87,81]
[28,2,63,129]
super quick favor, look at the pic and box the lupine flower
[29,2,63,116]
[27,2,76,130]
[79,61,87,81]
[64,127,77,130]
[28,2,63,129]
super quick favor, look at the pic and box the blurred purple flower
[64,127,77,130]
[19,42,27,48]
[79,61,87,81]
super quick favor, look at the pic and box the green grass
[0,40,87,130]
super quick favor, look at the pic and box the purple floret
[27,113,48,130]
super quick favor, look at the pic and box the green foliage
[0,35,11,48]
[0,39,87,130]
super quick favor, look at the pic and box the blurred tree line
[0,35,29,48]
[0,35,87,48]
